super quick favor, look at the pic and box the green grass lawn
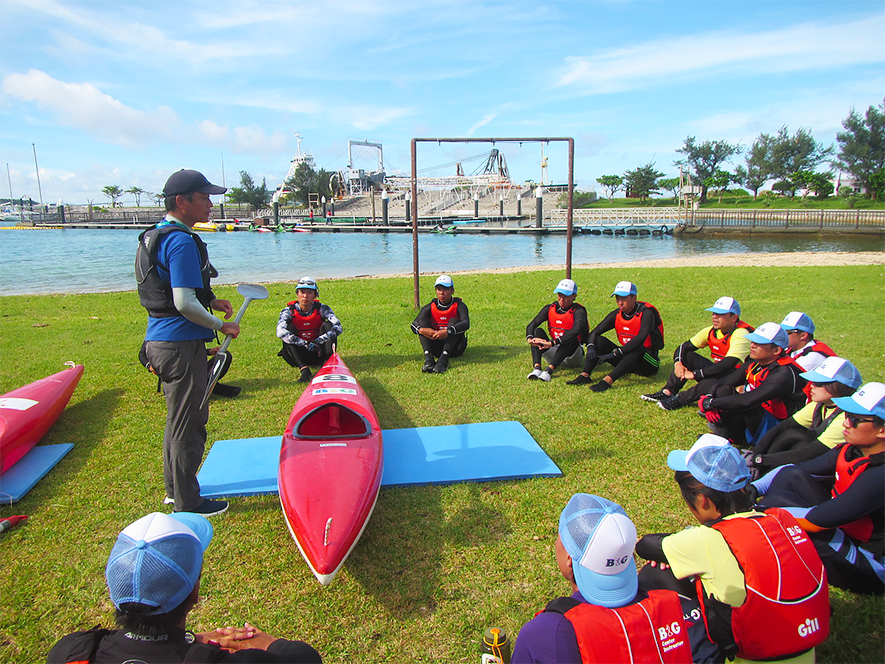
[1,265,883,663]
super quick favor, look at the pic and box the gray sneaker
[527,368,544,380]
[538,370,552,382]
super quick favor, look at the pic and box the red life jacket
[430,299,460,331]
[544,590,692,663]
[744,357,804,420]
[286,300,323,341]
[616,302,664,349]
[832,444,876,542]
[707,321,754,362]
[547,302,585,341]
[700,509,829,661]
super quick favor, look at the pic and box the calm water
[0,228,881,296]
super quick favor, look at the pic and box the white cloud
[2,70,292,155]
[466,113,498,136]
[555,16,885,94]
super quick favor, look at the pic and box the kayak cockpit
[293,403,372,439]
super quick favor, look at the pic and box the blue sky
[1,0,883,205]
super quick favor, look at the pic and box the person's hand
[432,329,449,340]
[585,344,597,361]
[673,361,686,379]
[419,327,435,339]
[683,370,695,381]
[597,353,615,364]
[211,299,234,319]
[220,321,240,338]
[644,560,671,571]
[198,623,280,652]
[306,342,318,353]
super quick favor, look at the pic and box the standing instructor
[136,169,239,516]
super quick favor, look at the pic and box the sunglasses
[845,413,879,428]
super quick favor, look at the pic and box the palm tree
[126,186,146,206]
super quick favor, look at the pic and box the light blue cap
[744,322,790,349]
[706,296,740,316]
[780,311,815,334]
[833,382,885,420]
[611,281,637,297]
[667,434,750,493]
[559,494,638,608]
[800,356,862,390]
[554,278,577,296]
[434,274,454,288]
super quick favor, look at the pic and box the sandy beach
[363,250,885,281]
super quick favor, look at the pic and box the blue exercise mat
[0,444,74,504]
[197,421,561,499]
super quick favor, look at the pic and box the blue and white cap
[833,382,885,420]
[781,312,815,334]
[744,322,790,349]
[611,281,637,297]
[667,434,750,493]
[105,512,213,615]
[559,494,638,608]
[706,296,740,316]
[296,276,319,292]
[800,357,862,390]
[554,278,577,296]
[434,274,454,288]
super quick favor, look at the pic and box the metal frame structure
[409,137,575,308]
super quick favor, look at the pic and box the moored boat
[0,363,84,474]
[278,353,383,585]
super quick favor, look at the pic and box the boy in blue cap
[47,512,321,662]
[511,494,693,663]
[410,274,470,374]
[754,381,885,594]
[780,311,836,374]
[525,278,588,382]
[636,434,830,663]
[567,281,663,392]
[696,322,806,446]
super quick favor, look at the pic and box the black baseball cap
[163,169,227,197]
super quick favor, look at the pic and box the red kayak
[278,353,383,585]
[0,363,84,474]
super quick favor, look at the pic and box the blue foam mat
[0,444,74,504]
[197,421,561,499]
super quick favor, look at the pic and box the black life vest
[543,590,692,663]
[135,223,215,318]
[52,627,226,663]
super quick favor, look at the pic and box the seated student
[753,382,885,595]
[567,281,664,393]
[697,322,806,446]
[747,356,862,476]
[636,434,830,663]
[47,512,321,663]
[525,278,587,382]
[276,276,343,382]
[642,296,753,411]
[511,493,694,664]
[780,311,837,373]
[410,274,469,374]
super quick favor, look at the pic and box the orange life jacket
[616,302,664,349]
[707,321,754,362]
[286,300,323,341]
[430,299,460,331]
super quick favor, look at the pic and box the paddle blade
[201,351,228,409]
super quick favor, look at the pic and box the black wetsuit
[525,302,588,369]
[581,304,662,381]
[411,297,470,360]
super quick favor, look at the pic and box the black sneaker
[433,356,449,374]
[640,389,669,403]
[213,383,242,398]
[422,359,436,373]
[658,396,684,411]
[590,381,611,393]
[566,374,594,385]
[298,367,312,383]
[188,499,229,516]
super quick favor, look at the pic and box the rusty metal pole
[566,138,574,279]
[411,139,420,309]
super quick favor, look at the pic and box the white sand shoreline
[338,250,885,282]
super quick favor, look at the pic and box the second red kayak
[0,362,84,474]
[278,353,383,585]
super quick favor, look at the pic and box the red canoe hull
[278,353,383,584]
[0,364,84,474]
